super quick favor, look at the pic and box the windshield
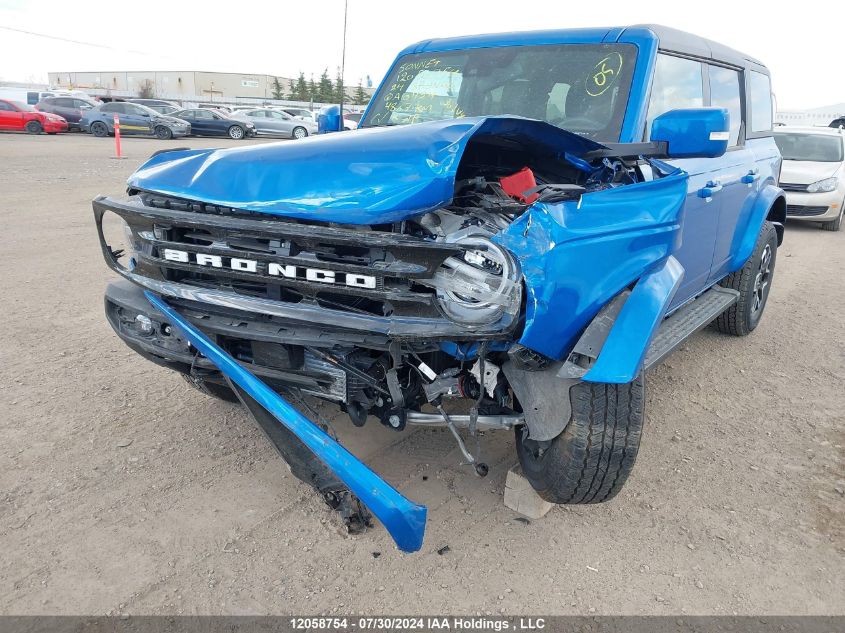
[362,43,636,140]
[775,132,844,162]
[11,100,36,112]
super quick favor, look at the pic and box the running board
[643,286,739,370]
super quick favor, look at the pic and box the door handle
[741,169,760,185]
[698,180,723,198]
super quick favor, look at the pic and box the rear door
[646,54,722,308]
[52,97,77,122]
[706,64,757,281]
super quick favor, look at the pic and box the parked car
[127,99,179,114]
[35,96,97,131]
[172,108,255,139]
[230,108,316,138]
[95,24,785,552]
[345,112,363,128]
[775,127,845,231]
[81,102,190,139]
[198,103,232,113]
[0,98,68,134]
[281,107,316,124]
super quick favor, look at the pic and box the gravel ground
[0,132,842,616]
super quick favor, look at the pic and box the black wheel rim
[157,127,169,139]
[751,243,772,315]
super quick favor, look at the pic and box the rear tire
[292,126,307,139]
[515,377,645,504]
[155,125,173,140]
[820,206,843,231]
[714,221,777,336]
[228,125,245,139]
[91,121,109,137]
[181,373,239,403]
[25,120,43,134]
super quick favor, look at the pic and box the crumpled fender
[494,167,689,360]
[581,255,684,383]
[126,116,606,225]
[144,292,427,553]
[727,183,785,272]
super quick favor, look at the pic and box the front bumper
[43,119,68,133]
[785,189,845,221]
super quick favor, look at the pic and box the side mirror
[650,108,730,159]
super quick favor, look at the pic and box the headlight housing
[101,211,140,271]
[807,177,838,193]
[423,231,521,327]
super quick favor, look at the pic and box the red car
[0,98,68,134]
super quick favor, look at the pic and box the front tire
[821,205,843,232]
[292,126,307,139]
[515,377,645,504]
[155,125,173,140]
[25,120,43,134]
[91,121,109,137]
[228,125,245,140]
[714,221,778,336]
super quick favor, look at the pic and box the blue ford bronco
[94,24,785,552]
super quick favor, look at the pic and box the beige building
[48,70,295,103]
[48,70,373,105]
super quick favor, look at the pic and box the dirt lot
[0,132,842,616]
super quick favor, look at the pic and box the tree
[307,74,317,102]
[287,78,296,100]
[271,77,285,100]
[296,72,309,101]
[354,81,367,106]
[334,67,345,104]
[317,68,334,103]
[137,79,155,99]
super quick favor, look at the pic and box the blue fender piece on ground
[144,291,427,553]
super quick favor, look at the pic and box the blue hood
[127,116,606,224]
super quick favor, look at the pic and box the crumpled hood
[780,160,842,184]
[127,116,606,224]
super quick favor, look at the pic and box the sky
[0,0,841,111]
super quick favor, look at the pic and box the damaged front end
[95,115,688,551]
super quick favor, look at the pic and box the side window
[748,71,773,134]
[247,110,265,117]
[55,98,74,108]
[126,105,147,116]
[75,100,94,110]
[0,101,13,111]
[100,103,118,113]
[646,54,704,139]
[708,65,742,146]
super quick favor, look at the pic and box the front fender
[728,183,785,272]
[582,255,684,384]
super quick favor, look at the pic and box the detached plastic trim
[144,291,427,553]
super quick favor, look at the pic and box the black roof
[632,24,767,72]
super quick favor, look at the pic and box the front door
[646,53,721,308]
[119,103,153,135]
[0,100,23,130]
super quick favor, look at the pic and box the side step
[643,286,739,370]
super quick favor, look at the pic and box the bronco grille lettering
[162,248,377,289]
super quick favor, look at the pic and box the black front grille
[786,204,828,217]
[102,194,462,320]
[779,182,808,192]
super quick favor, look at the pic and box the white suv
[775,127,845,231]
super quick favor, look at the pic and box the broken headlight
[425,232,521,327]
[101,210,140,271]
